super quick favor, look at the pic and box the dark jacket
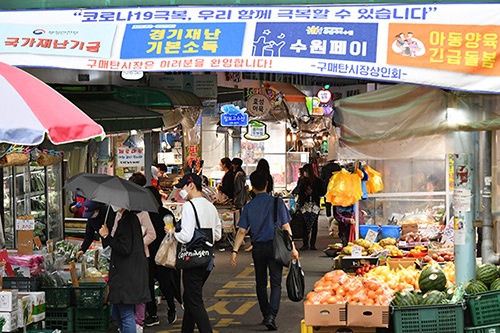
[233,170,248,209]
[296,177,325,207]
[321,162,342,192]
[220,170,235,199]
[81,205,116,253]
[107,210,150,305]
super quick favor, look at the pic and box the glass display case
[2,162,63,248]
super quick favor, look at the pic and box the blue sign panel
[120,22,246,59]
[253,22,377,62]
[220,105,248,127]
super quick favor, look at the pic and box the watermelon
[490,278,500,291]
[421,290,446,305]
[392,290,419,307]
[419,264,447,293]
[477,264,498,286]
[466,279,489,295]
[410,290,424,305]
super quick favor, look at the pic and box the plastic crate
[465,323,500,333]
[392,303,465,333]
[42,285,74,309]
[3,277,39,291]
[45,306,74,332]
[74,304,110,332]
[466,290,500,326]
[74,282,107,309]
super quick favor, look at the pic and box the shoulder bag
[176,201,214,270]
[273,197,292,267]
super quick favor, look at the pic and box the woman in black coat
[296,163,325,251]
[99,209,150,333]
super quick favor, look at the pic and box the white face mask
[179,189,189,200]
[111,205,121,212]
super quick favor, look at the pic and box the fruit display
[465,263,500,294]
[304,270,393,306]
[423,249,454,263]
[340,237,398,256]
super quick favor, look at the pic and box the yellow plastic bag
[325,168,362,207]
[365,165,384,194]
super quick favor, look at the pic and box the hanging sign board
[117,146,144,167]
[246,94,271,118]
[244,120,270,141]
[220,104,249,126]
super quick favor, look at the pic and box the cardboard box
[379,257,416,269]
[346,304,390,328]
[300,320,376,333]
[0,311,18,332]
[17,295,32,326]
[0,291,18,312]
[18,291,44,322]
[401,223,418,235]
[304,303,347,326]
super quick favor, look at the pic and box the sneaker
[136,324,143,333]
[167,309,177,324]
[144,315,160,327]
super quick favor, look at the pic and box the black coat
[107,210,151,305]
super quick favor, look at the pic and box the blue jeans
[252,241,283,319]
[112,303,136,333]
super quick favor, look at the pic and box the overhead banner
[1,4,500,92]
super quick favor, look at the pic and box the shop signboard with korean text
[1,4,500,92]
[117,146,144,167]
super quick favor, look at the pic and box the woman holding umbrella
[99,206,150,333]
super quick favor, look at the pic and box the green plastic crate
[465,323,500,333]
[74,304,110,332]
[392,303,465,333]
[45,306,74,332]
[74,282,107,309]
[42,286,74,309]
[466,290,500,326]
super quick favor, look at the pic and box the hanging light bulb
[287,133,292,142]
[292,133,297,141]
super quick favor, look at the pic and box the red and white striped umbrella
[0,62,105,146]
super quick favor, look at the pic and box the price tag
[365,229,378,243]
[398,241,407,247]
[352,245,363,257]
[16,215,35,230]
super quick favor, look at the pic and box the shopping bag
[286,259,305,302]
[155,233,178,269]
[289,211,304,240]
[348,223,356,243]
[365,165,384,194]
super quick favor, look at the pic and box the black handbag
[286,259,305,302]
[273,197,292,267]
[176,201,214,270]
[290,210,304,240]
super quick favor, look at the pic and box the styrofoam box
[0,311,18,332]
[0,290,18,312]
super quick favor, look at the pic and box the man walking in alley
[230,170,299,331]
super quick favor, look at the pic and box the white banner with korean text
[1,4,500,92]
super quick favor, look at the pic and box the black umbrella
[65,173,159,212]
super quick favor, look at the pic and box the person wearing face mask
[172,173,222,333]
[99,206,150,333]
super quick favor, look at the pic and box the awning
[217,86,245,103]
[266,81,306,103]
[112,85,202,108]
[63,92,164,133]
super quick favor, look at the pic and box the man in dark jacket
[99,208,150,333]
